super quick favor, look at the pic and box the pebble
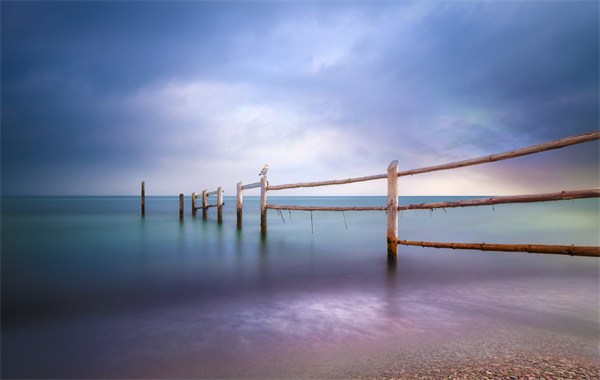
[352,351,599,380]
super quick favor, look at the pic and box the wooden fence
[256,130,600,261]
[192,187,224,222]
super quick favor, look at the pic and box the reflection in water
[385,258,400,320]
[1,196,598,378]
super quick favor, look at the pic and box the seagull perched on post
[259,165,269,176]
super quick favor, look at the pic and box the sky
[2,1,598,196]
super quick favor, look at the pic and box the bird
[259,165,269,176]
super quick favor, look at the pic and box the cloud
[110,78,391,194]
[1,1,597,196]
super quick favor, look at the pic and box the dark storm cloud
[3,2,278,90]
[370,3,598,136]
[1,1,269,192]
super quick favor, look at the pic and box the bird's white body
[259,165,269,176]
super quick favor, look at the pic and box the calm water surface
[2,196,599,378]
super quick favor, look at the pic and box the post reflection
[385,256,402,320]
[258,232,270,290]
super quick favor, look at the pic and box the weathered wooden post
[237,182,243,229]
[260,176,268,234]
[202,190,208,219]
[192,192,197,217]
[387,160,399,262]
[217,186,223,223]
[141,181,145,217]
[179,194,184,221]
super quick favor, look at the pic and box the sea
[1,195,599,378]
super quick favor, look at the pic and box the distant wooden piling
[192,192,197,217]
[260,176,268,234]
[141,181,145,217]
[179,194,184,220]
[217,186,223,223]
[237,182,243,228]
[387,161,399,262]
[202,190,208,219]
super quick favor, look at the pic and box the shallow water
[1,196,599,378]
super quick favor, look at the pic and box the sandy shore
[354,351,599,379]
[130,323,598,379]
[226,328,599,380]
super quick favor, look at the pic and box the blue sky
[2,1,598,196]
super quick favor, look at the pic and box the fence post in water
[237,182,243,229]
[202,190,208,219]
[217,186,223,223]
[192,192,197,217]
[141,181,145,217]
[387,160,399,262]
[142,181,146,216]
[179,194,184,220]
[260,176,268,234]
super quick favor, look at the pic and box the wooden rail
[266,173,387,191]
[397,189,600,211]
[267,205,386,211]
[398,240,600,257]
[397,130,599,177]
[263,131,599,191]
[242,182,261,190]
[265,190,598,212]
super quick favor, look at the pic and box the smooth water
[2,196,599,378]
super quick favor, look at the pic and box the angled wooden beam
[266,205,385,211]
[398,240,600,257]
[266,173,387,191]
[397,131,599,177]
[242,182,261,190]
[398,189,600,211]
